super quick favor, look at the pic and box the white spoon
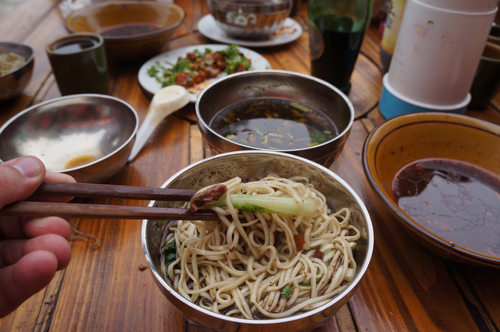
[128,85,190,162]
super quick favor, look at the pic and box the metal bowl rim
[362,111,500,266]
[141,150,374,325]
[195,70,355,153]
[208,0,292,12]
[0,42,34,79]
[65,1,186,41]
[0,94,139,172]
[208,0,292,6]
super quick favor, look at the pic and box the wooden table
[1,1,500,331]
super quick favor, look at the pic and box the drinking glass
[308,0,372,93]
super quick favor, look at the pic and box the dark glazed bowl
[0,94,138,183]
[0,42,34,102]
[142,151,374,332]
[363,112,500,268]
[195,70,354,168]
[208,0,292,40]
[65,1,185,61]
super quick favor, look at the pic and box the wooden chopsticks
[0,182,220,221]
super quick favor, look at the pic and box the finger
[27,171,77,203]
[23,217,72,241]
[44,172,75,184]
[0,156,45,209]
[0,234,71,270]
[0,215,72,240]
[0,251,58,318]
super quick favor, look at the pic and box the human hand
[0,156,74,318]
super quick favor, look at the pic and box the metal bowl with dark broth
[196,70,354,167]
[142,151,374,332]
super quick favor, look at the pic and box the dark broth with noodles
[209,98,338,150]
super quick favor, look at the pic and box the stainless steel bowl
[0,42,34,102]
[0,94,138,183]
[195,70,354,168]
[208,0,291,40]
[142,151,374,332]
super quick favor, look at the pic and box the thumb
[0,156,45,209]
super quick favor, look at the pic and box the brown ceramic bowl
[65,1,185,61]
[362,112,500,268]
[0,42,34,102]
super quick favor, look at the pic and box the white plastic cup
[387,0,497,106]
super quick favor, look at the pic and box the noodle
[160,175,359,319]
[0,52,26,76]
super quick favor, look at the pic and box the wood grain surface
[0,1,499,332]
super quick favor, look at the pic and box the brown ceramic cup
[46,33,109,96]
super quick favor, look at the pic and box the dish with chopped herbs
[138,44,271,102]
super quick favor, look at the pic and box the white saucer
[197,15,303,48]
[138,44,271,102]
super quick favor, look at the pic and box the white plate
[197,15,303,48]
[138,44,271,102]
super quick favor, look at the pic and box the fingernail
[12,157,42,178]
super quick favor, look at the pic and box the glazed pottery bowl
[196,70,354,168]
[0,94,138,183]
[142,151,374,332]
[207,0,291,39]
[363,112,500,267]
[0,42,34,102]
[65,1,185,61]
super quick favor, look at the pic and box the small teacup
[46,33,109,96]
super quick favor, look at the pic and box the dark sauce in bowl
[392,158,500,258]
[99,23,161,38]
[209,98,338,150]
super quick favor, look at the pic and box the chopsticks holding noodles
[0,181,221,221]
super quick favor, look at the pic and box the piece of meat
[175,72,193,87]
[189,184,227,212]
[204,66,220,78]
[294,234,305,251]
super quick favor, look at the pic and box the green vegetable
[301,268,322,286]
[163,241,176,254]
[147,66,159,77]
[165,252,177,270]
[281,284,291,299]
[214,194,317,217]
[320,243,333,266]
[247,296,253,306]
[147,44,252,89]
[166,252,176,262]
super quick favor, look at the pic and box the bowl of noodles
[0,42,34,102]
[142,151,373,331]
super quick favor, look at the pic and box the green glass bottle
[308,0,372,93]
